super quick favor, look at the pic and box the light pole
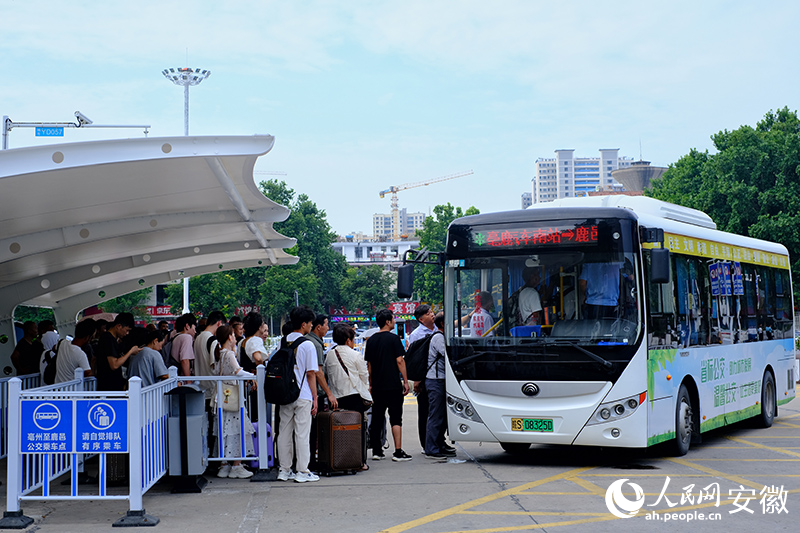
[162,67,210,313]
[161,67,210,136]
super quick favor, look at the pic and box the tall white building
[532,149,634,203]
[373,209,426,239]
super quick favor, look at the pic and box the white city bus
[398,196,796,455]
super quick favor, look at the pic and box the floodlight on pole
[161,67,211,136]
[162,67,210,315]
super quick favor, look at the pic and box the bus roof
[452,196,789,257]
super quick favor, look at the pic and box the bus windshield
[444,216,643,383]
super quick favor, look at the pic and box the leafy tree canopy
[258,179,348,317]
[164,272,250,318]
[648,107,800,300]
[97,288,153,321]
[414,203,480,304]
[340,265,395,314]
[13,306,56,325]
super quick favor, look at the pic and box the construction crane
[379,170,473,240]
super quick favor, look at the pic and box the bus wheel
[500,442,531,454]
[758,371,776,428]
[671,385,694,456]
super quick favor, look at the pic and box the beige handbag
[222,382,239,412]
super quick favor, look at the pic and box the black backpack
[404,331,444,382]
[160,332,176,367]
[263,337,307,405]
[42,340,65,385]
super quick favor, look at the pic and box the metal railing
[188,365,272,471]
[0,373,42,459]
[2,365,275,527]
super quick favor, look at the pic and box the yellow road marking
[726,436,800,459]
[434,515,619,533]
[668,458,765,491]
[774,421,800,428]
[458,511,608,517]
[569,476,607,495]
[379,467,595,533]
[692,458,799,461]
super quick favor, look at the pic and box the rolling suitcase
[316,410,364,475]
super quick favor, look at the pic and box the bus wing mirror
[397,264,414,299]
[650,247,670,283]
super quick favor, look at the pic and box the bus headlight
[447,393,483,423]
[587,391,646,426]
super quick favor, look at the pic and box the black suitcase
[316,410,364,475]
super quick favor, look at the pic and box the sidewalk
[3,394,798,532]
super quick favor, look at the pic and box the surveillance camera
[74,111,93,126]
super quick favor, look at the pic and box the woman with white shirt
[324,324,372,468]
[239,312,269,372]
[214,324,256,479]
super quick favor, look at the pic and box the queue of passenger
[11,305,426,482]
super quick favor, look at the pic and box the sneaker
[372,450,385,460]
[442,446,457,457]
[425,452,448,460]
[276,469,296,481]
[392,449,413,462]
[294,471,320,483]
[229,465,253,479]
[217,464,231,478]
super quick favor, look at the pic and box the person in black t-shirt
[11,321,43,376]
[364,309,412,462]
[95,313,141,391]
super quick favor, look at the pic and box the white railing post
[0,378,33,528]
[113,377,159,527]
[251,364,274,481]
[129,377,143,511]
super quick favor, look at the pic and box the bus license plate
[511,418,553,432]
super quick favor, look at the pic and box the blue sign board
[720,262,732,297]
[732,261,744,296]
[21,400,73,453]
[709,263,720,296]
[76,400,128,453]
[35,127,64,137]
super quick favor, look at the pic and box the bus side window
[646,250,676,348]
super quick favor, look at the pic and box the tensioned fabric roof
[0,135,297,341]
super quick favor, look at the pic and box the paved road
[5,395,799,532]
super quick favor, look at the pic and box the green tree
[648,107,800,301]
[98,288,153,321]
[414,203,480,304]
[258,179,348,317]
[164,272,250,317]
[257,263,319,319]
[13,306,56,324]
[340,265,395,314]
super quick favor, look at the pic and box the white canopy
[0,134,297,374]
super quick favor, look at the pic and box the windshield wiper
[451,349,505,369]
[551,340,613,368]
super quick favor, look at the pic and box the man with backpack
[194,310,225,458]
[54,319,95,383]
[406,305,436,453]
[194,310,226,401]
[424,312,454,459]
[169,313,197,377]
[275,306,320,483]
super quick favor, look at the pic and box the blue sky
[3,1,800,235]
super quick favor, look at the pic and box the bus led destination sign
[472,224,598,250]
